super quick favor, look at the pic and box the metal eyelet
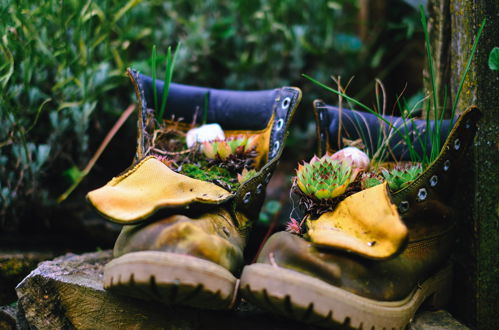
[265,173,272,183]
[271,141,280,157]
[399,201,410,213]
[243,192,251,204]
[465,119,471,129]
[282,97,291,109]
[275,118,284,131]
[417,188,428,201]
[319,111,324,121]
[256,183,263,194]
[454,138,461,150]
[443,159,450,171]
[429,175,438,187]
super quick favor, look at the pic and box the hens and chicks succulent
[295,147,423,201]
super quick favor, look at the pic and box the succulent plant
[202,135,258,172]
[381,163,423,191]
[360,172,384,190]
[153,155,177,168]
[285,217,303,235]
[237,168,258,184]
[295,155,358,200]
[202,136,257,160]
[331,146,370,171]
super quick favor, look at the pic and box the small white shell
[186,123,225,147]
[331,146,370,170]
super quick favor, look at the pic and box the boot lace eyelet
[275,118,284,131]
[443,159,450,171]
[271,141,280,157]
[256,184,263,194]
[454,138,461,150]
[243,192,251,204]
[399,201,410,213]
[417,188,428,201]
[265,173,272,183]
[282,97,291,109]
[429,175,438,187]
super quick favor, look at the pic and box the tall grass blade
[158,42,181,120]
[450,18,486,121]
[202,92,209,124]
[113,0,143,23]
[302,73,407,143]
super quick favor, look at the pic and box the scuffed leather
[114,208,246,275]
[253,106,481,301]
[87,157,233,223]
[258,230,454,301]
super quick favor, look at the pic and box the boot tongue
[87,156,233,224]
[306,182,408,260]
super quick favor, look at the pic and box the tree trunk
[426,0,499,328]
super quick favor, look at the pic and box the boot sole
[240,262,452,329]
[104,251,238,310]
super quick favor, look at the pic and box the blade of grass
[158,42,181,120]
[303,73,409,146]
[202,92,209,124]
[450,18,486,119]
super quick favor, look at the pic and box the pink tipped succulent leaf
[202,141,218,159]
[295,154,355,200]
[244,136,259,152]
[237,168,258,184]
[285,217,302,234]
[331,147,370,171]
[217,141,232,160]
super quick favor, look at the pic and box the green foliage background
[0,0,421,230]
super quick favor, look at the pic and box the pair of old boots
[87,69,480,329]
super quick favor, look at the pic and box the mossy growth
[180,162,240,191]
[148,121,258,192]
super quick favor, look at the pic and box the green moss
[0,259,34,277]
[180,163,240,191]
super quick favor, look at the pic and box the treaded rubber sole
[240,263,452,329]
[104,251,238,310]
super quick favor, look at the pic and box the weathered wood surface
[0,250,59,306]
[426,1,499,327]
[14,251,469,330]
[0,305,17,330]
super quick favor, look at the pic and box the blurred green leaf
[265,200,282,215]
[488,47,499,71]
[259,213,270,224]
[64,166,82,183]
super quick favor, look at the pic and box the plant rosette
[150,122,259,192]
[293,153,362,219]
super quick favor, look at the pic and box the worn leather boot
[87,69,301,309]
[240,103,480,328]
